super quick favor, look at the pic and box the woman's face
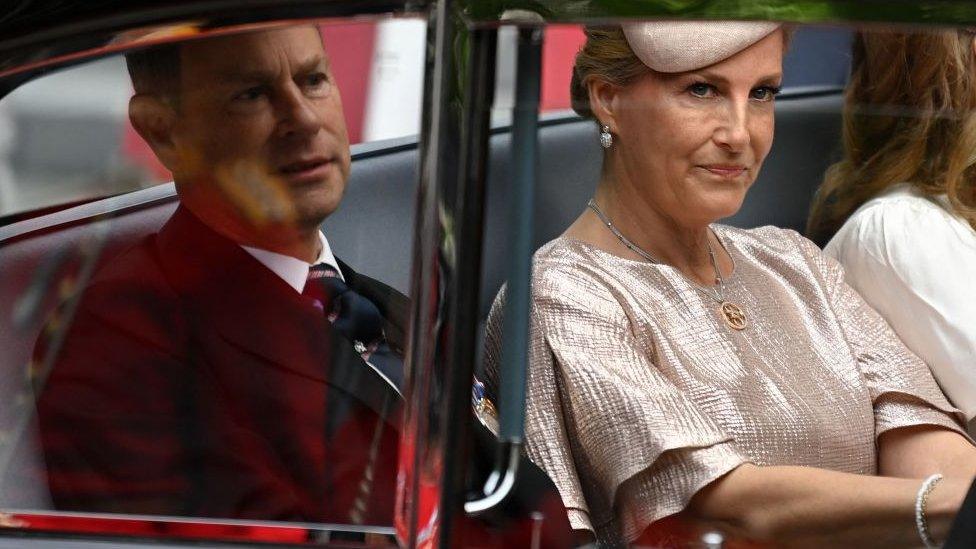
[608,30,784,228]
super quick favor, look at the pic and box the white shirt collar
[241,232,344,294]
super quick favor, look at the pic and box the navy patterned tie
[304,263,403,391]
[304,263,402,525]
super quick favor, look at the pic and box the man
[35,23,570,544]
[36,25,404,525]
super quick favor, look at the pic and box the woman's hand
[926,475,972,543]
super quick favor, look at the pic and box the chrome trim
[463,442,521,515]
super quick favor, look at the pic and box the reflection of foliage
[461,0,555,22]
[458,0,976,25]
[590,0,715,16]
[448,3,493,167]
[453,3,469,117]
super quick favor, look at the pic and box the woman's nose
[713,100,750,152]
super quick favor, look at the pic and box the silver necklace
[586,199,748,330]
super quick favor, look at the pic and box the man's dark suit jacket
[36,206,404,524]
[36,205,571,545]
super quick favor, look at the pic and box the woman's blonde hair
[569,26,649,121]
[807,29,976,244]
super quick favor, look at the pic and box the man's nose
[713,99,750,153]
[276,85,322,138]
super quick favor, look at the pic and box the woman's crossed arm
[684,426,976,547]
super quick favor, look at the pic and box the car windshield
[1,3,976,547]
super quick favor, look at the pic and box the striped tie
[303,263,403,390]
[303,263,403,524]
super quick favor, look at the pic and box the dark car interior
[5,0,976,542]
[0,80,845,510]
[0,26,861,549]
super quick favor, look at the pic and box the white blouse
[825,183,976,421]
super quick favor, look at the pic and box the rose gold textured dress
[482,225,966,546]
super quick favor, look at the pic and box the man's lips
[277,158,332,183]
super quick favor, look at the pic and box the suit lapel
[324,327,402,434]
[336,257,410,357]
[155,207,401,429]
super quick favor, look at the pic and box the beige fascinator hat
[622,20,781,73]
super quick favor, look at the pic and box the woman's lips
[699,165,748,179]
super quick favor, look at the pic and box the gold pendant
[720,301,747,330]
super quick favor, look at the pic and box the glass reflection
[31,24,405,527]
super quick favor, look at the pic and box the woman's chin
[692,198,747,226]
[716,205,746,222]
[682,181,750,222]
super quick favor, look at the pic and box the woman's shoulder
[851,183,958,224]
[715,224,818,257]
[826,183,973,260]
[716,224,840,286]
[531,237,619,295]
[481,238,633,364]
[487,237,628,322]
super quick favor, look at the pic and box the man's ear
[128,94,179,171]
[587,78,621,134]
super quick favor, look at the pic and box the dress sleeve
[825,200,976,421]
[793,231,968,439]
[485,261,749,542]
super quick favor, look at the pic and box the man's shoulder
[33,230,188,374]
[337,258,407,306]
[83,232,177,306]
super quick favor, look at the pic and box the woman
[483,22,976,547]
[808,30,976,425]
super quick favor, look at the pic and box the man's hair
[124,26,328,104]
[125,42,182,102]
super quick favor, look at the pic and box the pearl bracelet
[915,473,944,549]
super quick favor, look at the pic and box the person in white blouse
[808,29,976,425]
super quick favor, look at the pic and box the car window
[4,7,976,547]
[0,56,151,217]
[0,16,424,545]
[0,19,426,222]
[473,17,976,549]
[782,25,852,89]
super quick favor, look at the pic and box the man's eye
[305,73,328,88]
[234,87,266,102]
[688,82,715,98]
[751,86,782,102]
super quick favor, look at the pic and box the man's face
[171,26,350,231]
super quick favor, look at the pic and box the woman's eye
[751,86,782,102]
[688,82,714,98]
